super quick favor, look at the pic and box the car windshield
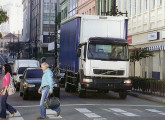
[18,67,27,74]
[26,69,43,78]
[88,43,129,61]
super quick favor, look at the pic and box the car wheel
[23,93,28,100]
[20,92,23,96]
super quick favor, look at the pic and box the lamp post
[35,19,38,59]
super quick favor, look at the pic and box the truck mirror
[77,49,81,57]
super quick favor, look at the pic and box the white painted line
[9,117,24,120]
[84,113,101,118]
[47,115,62,119]
[75,108,92,113]
[13,104,165,108]
[121,112,139,117]
[158,113,165,115]
[93,118,107,120]
[46,109,63,119]
[102,109,112,112]
[8,111,24,120]
[110,108,126,113]
[146,109,162,113]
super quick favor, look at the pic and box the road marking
[146,109,165,116]
[13,104,165,108]
[109,108,139,117]
[146,109,162,113]
[8,111,24,120]
[46,109,62,119]
[75,108,102,118]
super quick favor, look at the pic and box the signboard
[148,32,159,41]
[127,36,132,44]
[48,42,54,51]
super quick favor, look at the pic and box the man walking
[37,62,61,119]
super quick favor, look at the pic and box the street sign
[48,42,54,51]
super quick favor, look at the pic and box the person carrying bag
[0,64,17,119]
[37,62,61,119]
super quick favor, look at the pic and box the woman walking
[0,64,17,119]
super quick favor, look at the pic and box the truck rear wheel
[119,91,127,99]
[65,82,70,92]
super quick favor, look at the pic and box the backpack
[5,73,16,95]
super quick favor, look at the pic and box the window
[151,0,155,9]
[118,0,121,12]
[124,0,127,13]
[133,0,136,15]
[158,0,162,7]
[144,0,147,12]
[138,0,141,14]
[1,42,3,48]
[128,0,131,17]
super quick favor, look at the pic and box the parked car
[19,68,60,100]
[13,59,40,91]
[13,67,27,91]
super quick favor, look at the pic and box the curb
[128,92,165,104]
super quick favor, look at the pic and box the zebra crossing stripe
[109,108,139,117]
[8,111,24,120]
[146,109,165,116]
[75,108,102,118]
[46,109,62,119]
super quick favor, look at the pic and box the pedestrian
[0,64,17,119]
[37,62,61,119]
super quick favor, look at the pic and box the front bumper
[81,78,132,91]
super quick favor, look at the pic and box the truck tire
[119,91,127,99]
[65,82,70,92]
[78,90,86,98]
[78,83,86,98]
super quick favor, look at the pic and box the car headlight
[83,78,93,83]
[124,79,132,84]
[54,84,60,87]
[25,83,35,88]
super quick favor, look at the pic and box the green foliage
[130,48,154,62]
[6,42,23,52]
[0,9,8,24]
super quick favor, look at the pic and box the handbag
[5,74,16,95]
[44,95,60,109]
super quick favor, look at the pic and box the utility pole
[35,19,38,59]
[54,2,58,67]
[29,0,32,58]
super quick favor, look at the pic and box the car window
[18,67,27,74]
[26,69,43,79]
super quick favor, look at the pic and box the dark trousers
[0,88,16,118]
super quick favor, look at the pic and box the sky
[0,0,23,34]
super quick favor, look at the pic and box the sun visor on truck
[89,37,128,45]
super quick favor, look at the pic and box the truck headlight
[83,78,93,83]
[124,80,132,84]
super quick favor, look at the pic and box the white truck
[59,15,132,99]
[13,60,40,91]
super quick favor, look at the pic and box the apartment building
[117,0,165,80]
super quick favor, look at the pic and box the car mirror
[19,76,24,79]
[77,49,81,57]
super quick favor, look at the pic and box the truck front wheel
[119,91,127,99]
[78,83,86,98]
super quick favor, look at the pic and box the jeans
[40,86,61,118]
[0,88,16,118]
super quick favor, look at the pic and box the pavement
[129,91,165,104]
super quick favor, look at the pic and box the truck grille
[93,69,124,75]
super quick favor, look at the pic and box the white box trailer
[59,15,131,99]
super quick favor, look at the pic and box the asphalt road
[0,74,165,120]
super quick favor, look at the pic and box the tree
[130,48,154,76]
[0,9,9,38]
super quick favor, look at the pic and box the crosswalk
[6,107,165,120]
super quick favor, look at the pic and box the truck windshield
[88,43,129,61]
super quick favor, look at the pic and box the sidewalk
[129,91,165,104]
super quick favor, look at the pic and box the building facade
[61,0,68,22]
[96,0,112,15]
[117,0,165,80]
[77,0,97,15]
[68,0,78,18]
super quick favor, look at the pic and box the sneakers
[37,116,45,119]
[10,110,17,118]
